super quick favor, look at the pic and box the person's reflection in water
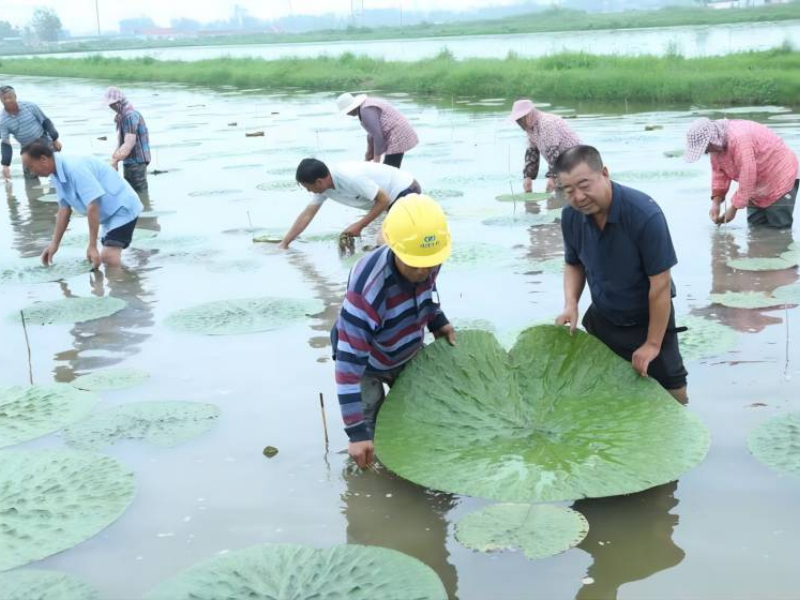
[134,186,161,233]
[53,257,155,382]
[341,465,459,599]
[5,178,60,256]
[692,227,797,333]
[574,481,684,600]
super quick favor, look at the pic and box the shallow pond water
[1,75,800,599]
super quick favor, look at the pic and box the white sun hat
[336,92,368,115]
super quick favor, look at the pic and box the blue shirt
[51,154,143,235]
[117,109,151,165]
[561,181,677,326]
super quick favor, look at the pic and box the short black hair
[295,158,329,184]
[552,145,604,175]
[0,85,14,95]
[21,140,53,160]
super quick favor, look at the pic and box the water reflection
[574,482,684,600]
[341,466,459,599]
[52,262,155,382]
[5,179,60,257]
[693,228,797,333]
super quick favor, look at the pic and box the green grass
[2,48,800,106]
[1,4,799,56]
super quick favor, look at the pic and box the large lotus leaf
[614,169,699,181]
[495,192,550,203]
[427,188,464,199]
[144,543,447,600]
[0,570,98,600]
[0,257,92,284]
[448,242,512,269]
[256,180,299,192]
[0,449,135,571]
[726,256,798,271]
[525,257,565,274]
[772,283,800,304]
[0,384,98,448]
[709,291,784,309]
[677,315,738,361]
[440,173,509,185]
[455,504,588,560]
[165,296,322,335]
[19,297,126,325]
[748,412,800,480]
[375,327,710,502]
[482,211,559,227]
[64,401,219,451]
[70,368,149,391]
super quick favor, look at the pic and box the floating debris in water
[263,446,279,458]
[245,131,265,137]
[644,124,663,131]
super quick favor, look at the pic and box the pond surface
[21,20,800,62]
[1,75,800,599]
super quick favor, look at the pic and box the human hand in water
[349,440,375,469]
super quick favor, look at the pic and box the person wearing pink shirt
[509,99,581,194]
[685,118,799,228]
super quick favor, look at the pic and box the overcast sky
[3,1,535,35]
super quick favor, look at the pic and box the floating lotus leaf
[0,449,135,571]
[187,189,242,197]
[495,192,550,203]
[70,368,149,392]
[165,296,322,335]
[61,228,158,248]
[63,401,219,451]
[252,235,283,244]
[482,211,559,227]
[614,169,699,181]
[726,256,798,271]
[748,412,800,480]
[221,227,273,236]
[221,163,262,170]
[205,259,264,272]
[525,257,565,274]
[455,504,589,560]
[0,570,99,600]
[772,283,800,304]
[133,235,204,250]
[256,180,299,192]
[19,297,126,325]
[709,291,783,309]
[663,149,685,158]
[427,188,464,199]
[0,384,98,449]
[677,315,738,361]
[441,173,509,185]
[265,166,296,176]
[0,257,91,284]
[302,231,343,243]
[375,327,710,502]
[448,242,511,269]
[144,543,447,600]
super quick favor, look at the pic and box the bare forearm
[354,192,390,229]
[86,204,100,246]
[563,263,586,308]
[282,206,318,246]
[52,208,71,245]
[114,133,136,160]
[646,278,671,348]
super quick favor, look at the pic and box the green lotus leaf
[0,449,135,571]
[663,149,685,158]
[375,327,710,502]
[448,242,512,269]
[614,169,699,181]
[525,257,565,274]
[256,180,299,192]
[748,412,800,480]
[0,257,92,284]
[265,166,296,176]
[495,192,550,203]
[455,504,589,560]
[144,543,447,600]
[252,235,284,244]
[63,401,219,451]
[677,315,738,361]
[302,231,343,243]
[709,291,784,309]
[70,368,149,391]
[0,384,98,449]
[726,256,798,271]
[187,189,243,197]
[61,228,158,248]
[427,188,464,199]
[440,173,509,185]
[19,297,127,325]
[165,296,323,335]
[482,211,559,227]
[772,283,800,304]
[0,570,99,600]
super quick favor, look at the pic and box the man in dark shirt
[554,145,687,402]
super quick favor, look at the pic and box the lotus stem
[20,310,33,385]
[319,392,329,448]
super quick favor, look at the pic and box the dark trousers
[747,179,798,229]
[383,153,404,168]
[123,162,148,193]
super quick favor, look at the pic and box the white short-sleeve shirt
[309,161,414,209]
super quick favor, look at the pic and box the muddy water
[1,75,800,599]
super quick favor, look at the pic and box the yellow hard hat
[382,194,451,268]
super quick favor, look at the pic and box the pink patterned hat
[509,99,535,122]
[103,86,126,106]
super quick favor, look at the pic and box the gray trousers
[360,366,404,437]
[747,179,798,229]
[123,162,148,193]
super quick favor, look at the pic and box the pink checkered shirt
[524,110,581,178]
[711,120,798,209]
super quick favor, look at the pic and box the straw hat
[336,92,367,115]
[509,99,535,122]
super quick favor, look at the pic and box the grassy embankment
[2,48,800,106]
[2,3,800,56]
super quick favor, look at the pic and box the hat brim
[393,243,451,269]
[340,94,367,115]
[683,144,706,163]
[508,106,533,122]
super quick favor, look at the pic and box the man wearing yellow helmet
[331,194,456,469]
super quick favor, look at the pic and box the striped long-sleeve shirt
[332,245,449,442]
[1,101,59,166]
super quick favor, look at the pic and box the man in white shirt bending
[278,158,421,249]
